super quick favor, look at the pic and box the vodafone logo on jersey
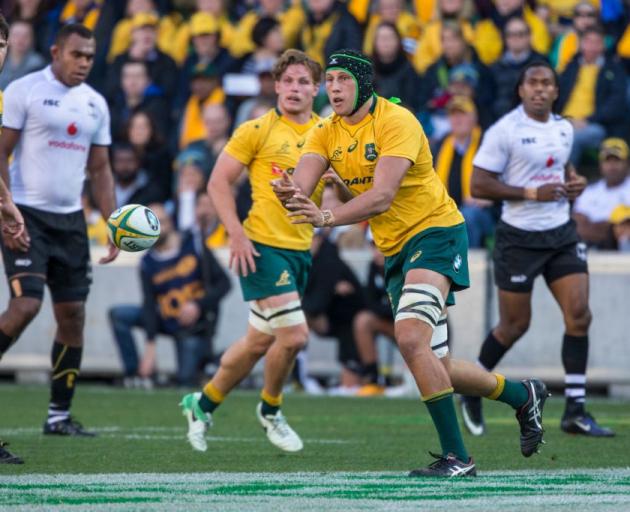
[66,122,79,138]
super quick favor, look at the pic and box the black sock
[49,342,82,424]
[478,331,509,371]
[562,334,588,416]
[0,329,16,360]
[362,363,379,384]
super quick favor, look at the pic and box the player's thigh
[47,211,92,303]
[0,206,49,301]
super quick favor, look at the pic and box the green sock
[261,399,280,416]
[491,375,529,409]
[198,393,221,414]
[424,392,469,461]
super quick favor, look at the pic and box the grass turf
[0,384,627,474]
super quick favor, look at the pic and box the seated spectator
[182,103,232,178]
[551,1,600,73]
[300,0,362,67]
[435,96,496,247]
[110,60,171,141]
[362,0,421,57]
[107,0,180,63]
[371,22,421,112]
[419,22,495,139]
[179,62,226,149]
[174,157,208,231]
[171,0,236,64]
[474,0,551,65]
[238,16,284,75]
[229,0,303,59]
[491,16,547,119]
[303,227,365,395]
[126,110,173,199]
[557,25,628,165]
[0,20,45,90]
[175,12,237,111]
[352,234,395,396]
[112,142,166,207]
[107,12,178,102]
[610,204,630,252]
[109,202,231,387]
[573,138,630,249]
[412,0,476,74]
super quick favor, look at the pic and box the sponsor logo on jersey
[521,137,536,144]
[271,162,283,176]
[43,99,60,107]
[67,122,79,137]
[348,140,358,152]
[410,250,422,263]
[331,146,343,161]
[297,139,305,148]
[278,141,291,155]
[343,176,373,186]
[510,274,527,283]
[275,270,291,287]
[14,258,32,267]
[364,143,378,161]
[48,140,87,152]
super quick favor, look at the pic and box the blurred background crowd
[1,0,629,391]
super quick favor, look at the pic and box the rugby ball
[107,204,161,252]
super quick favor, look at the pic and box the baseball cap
[449,64,479,88]
[131,12,159,30]
[447,95,476,115]
[599,138,629,160]
[609,204,630,224]
[190,13,219,37]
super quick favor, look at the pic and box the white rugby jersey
[3,66,111,214]
[573,176,630,222]
[473,105,573,231]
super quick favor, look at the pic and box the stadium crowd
[1,0,630,390]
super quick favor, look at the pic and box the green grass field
[0,385,629,510]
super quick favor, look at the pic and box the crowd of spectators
[2,0,630,387]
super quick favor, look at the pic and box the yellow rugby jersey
[224,108,324,251]
[303,97,463,256]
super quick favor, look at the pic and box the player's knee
[276,324,309,353]
[353,310,374,332]
[499,317,530,343]
[395,323,430,358]
[246,331,275,356]
[566,304,591,333]
[58,304,86,331]
[7,298,42,332]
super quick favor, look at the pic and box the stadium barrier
[1,249,629,394]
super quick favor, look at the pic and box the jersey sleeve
[91,97,112,146]
[377,108,423,161]
[472,122,510,173]
[301,122,330,161]
[2,80,28,130]
[223,120,261,166]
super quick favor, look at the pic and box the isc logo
[43,99,60,107]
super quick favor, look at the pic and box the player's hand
[271,171,298,208]
[99,241,120,264]
[286,193,325,226]
[566,170,587,200]
[229,231,260,277]
[178,301,201,327]
[0,199,27,246]
[535,183,567,202]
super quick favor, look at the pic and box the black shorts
[1,205,92,302]
[493,220,588,293]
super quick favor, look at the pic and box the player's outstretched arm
[287,156,409,227]
[271,153,329,207]
[471,166,567,202]
[207,151,260,277]
[87,145,120,264]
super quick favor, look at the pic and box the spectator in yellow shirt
[550,1,600,72]
[362,0,422,57]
